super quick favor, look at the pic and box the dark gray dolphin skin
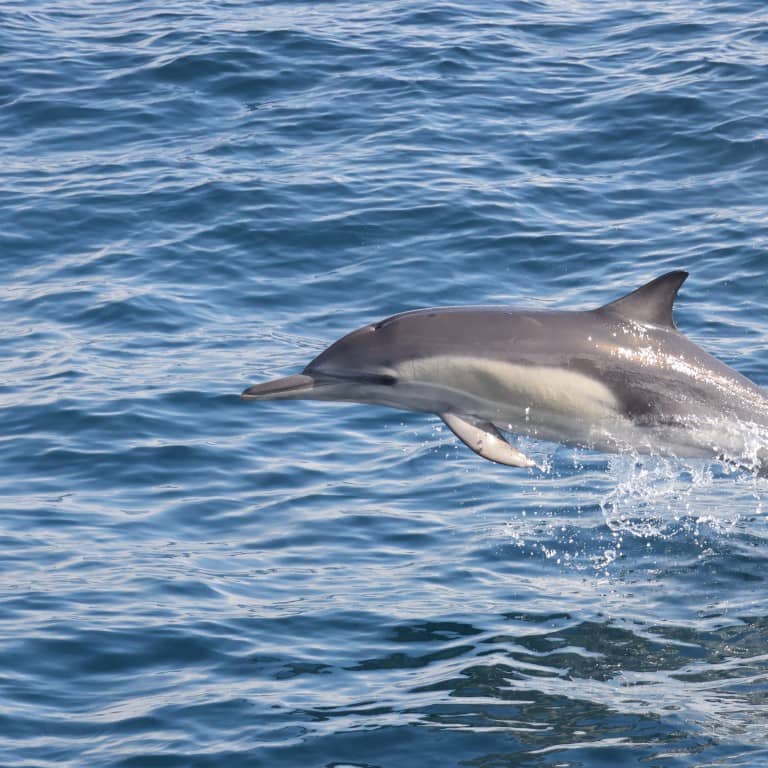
[242,272,768,470]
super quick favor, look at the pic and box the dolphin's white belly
[397,354,749,460]
[394,354,630,448]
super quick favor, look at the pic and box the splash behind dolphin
[242,272,768,470]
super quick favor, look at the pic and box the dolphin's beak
[241,374,316,400]
[242,369,397,401]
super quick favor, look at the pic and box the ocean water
[2,1,768,766]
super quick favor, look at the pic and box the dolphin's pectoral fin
[440,413,537,469]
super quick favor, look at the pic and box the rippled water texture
[2,2,768,766]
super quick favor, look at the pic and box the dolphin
[242,271,768,471]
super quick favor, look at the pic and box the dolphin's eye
[352,373,397,386]
[319,370,397,386]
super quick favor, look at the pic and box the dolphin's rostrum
[242,272,768,471]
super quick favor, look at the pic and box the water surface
[2,1,768,766]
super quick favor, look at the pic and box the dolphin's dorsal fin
[597,270,688,329]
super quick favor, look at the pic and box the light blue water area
[2,1,768,766]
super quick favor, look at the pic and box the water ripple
[2,0,768,766]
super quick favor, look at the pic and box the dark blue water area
[2,1,768,766]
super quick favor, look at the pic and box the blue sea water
[2,1,768,766]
